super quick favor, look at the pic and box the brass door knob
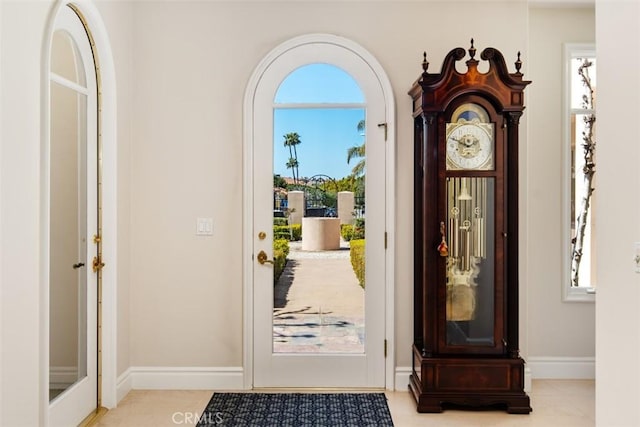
[257,250,275,265]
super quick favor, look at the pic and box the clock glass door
[445,177,495,347]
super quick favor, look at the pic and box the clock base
[409,345,532,414]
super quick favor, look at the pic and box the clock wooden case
[409,41,532,414]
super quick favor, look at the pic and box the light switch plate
[196,217,213,236]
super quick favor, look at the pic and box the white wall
[0,1,4,422]
[527,7,595,364]
[95,0,135,382]
[595,0,640,424]
[127,0,528,370]
[0,2,50,425]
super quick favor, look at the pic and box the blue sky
[272,64,365,180]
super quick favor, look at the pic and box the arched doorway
[43,1,117,424]
[243,34,396,388]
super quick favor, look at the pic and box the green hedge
[273,224,301,241]
[350,239,365,288]
[273,218,288,226]
[341,219,365,242]
[273,238,290,283]
[340,224,354,241]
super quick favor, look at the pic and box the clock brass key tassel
[437,221,449,257]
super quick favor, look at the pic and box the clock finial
[422,51,429,76]
[469,38,476,60]
[515,51,523,75]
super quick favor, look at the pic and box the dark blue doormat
[196,392,394,426]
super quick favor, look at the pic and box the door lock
[257,250,275,265]
[72,262,85,269]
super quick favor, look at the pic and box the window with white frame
[564,43,596,301]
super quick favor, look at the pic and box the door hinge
[377,122,388,141]
[92,255,105,273]
[384,339,387,358]
[384,232,387,249]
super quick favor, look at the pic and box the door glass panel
[445,177,495,346]
[49,30,88,402]
[275,63,364,104]
[272,66,366,353]
[51,30,85,86]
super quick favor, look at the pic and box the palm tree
[283,132,302,184]
[286,157,299,184]
[347,119,365,177]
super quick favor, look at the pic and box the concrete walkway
[273,240,365,353]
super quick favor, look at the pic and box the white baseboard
[116,366,244,400]
[112,359,590,403]
[49,366,77,389]
[525,366,532,392]
[527,356,595,379]
[116,368,132,403]
[394,367,411,391]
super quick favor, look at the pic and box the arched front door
[245,35,394,388]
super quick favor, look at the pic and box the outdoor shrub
[273,218,288,226]
[350,239,365,288]
[273,224,302,241]
[290,224,302,240]
[353,218,365,240]
[273,238,290,258]
[341,224,354,242]
[273,226,290,240]
[341,220,364,241]
[273,238,290,283]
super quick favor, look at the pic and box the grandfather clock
[409,40,532,414]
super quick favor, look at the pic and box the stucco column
[287,190,304,226]
[337,191,355,225]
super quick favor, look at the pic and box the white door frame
[242,33,396,389]
[41,1,118,423]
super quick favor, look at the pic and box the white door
[48,5,99,426]
[252,40,387,388]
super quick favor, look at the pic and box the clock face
[446,121,494,170]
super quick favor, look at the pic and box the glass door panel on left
[49,80,88,400]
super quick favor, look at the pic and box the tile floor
[95,380,594,427]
